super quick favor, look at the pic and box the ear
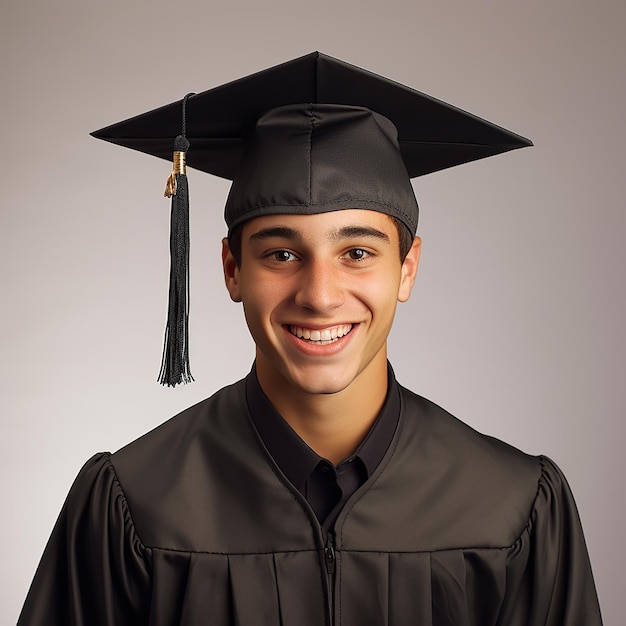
[397,236,421,303]
[222,238,242,302]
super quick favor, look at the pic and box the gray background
[2,1,623,623]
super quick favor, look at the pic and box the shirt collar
[246,363,400,491]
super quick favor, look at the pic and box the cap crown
[225,103,419,233]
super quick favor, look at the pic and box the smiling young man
[18,53,602,625]
[223,210,420,465]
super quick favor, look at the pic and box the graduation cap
[92,51,532,387]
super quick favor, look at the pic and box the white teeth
[289,324,353,344]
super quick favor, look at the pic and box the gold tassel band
[164,150,187,198]
[173,150,186,175]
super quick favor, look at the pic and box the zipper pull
[324,536,336,575]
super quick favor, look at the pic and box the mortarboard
[91,51,532,386]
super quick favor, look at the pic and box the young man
[18,53,602,625]
[222,209,420,464]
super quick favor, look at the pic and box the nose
[294,258,345,312]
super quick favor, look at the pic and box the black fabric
[91,51,532,183]
[223,103,420,234]
[246,363,400,529]
[18,377,602,625]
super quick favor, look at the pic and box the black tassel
[158,134,193,386]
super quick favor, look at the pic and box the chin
[283,364,358,396]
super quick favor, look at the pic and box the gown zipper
[323,531,336,624]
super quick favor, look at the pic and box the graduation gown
[18,378,602,625]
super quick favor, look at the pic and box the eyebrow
[332,226,390,242]
[248,226,302,242]
[247,224,390,244]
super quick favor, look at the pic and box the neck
[256,355,389,465]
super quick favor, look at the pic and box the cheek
[359,272,403,312]
[239,282,283,337]
[240,301,271,354]
[240,272,295,311]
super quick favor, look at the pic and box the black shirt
[245,364,400,529]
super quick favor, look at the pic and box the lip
[282,323,357,356]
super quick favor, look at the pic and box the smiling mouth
[288,324,354,345]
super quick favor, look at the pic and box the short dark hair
[393,216,415,263]
[227,214,414,267]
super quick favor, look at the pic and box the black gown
[18,377,602,625]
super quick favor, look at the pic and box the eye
[269,250,298,263]
[345,248,370,261]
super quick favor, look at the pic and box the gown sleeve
[17,453,152,626]
[502,455,603,626]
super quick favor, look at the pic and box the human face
[222,210,420,398]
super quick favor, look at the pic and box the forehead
[241,209,400,242]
